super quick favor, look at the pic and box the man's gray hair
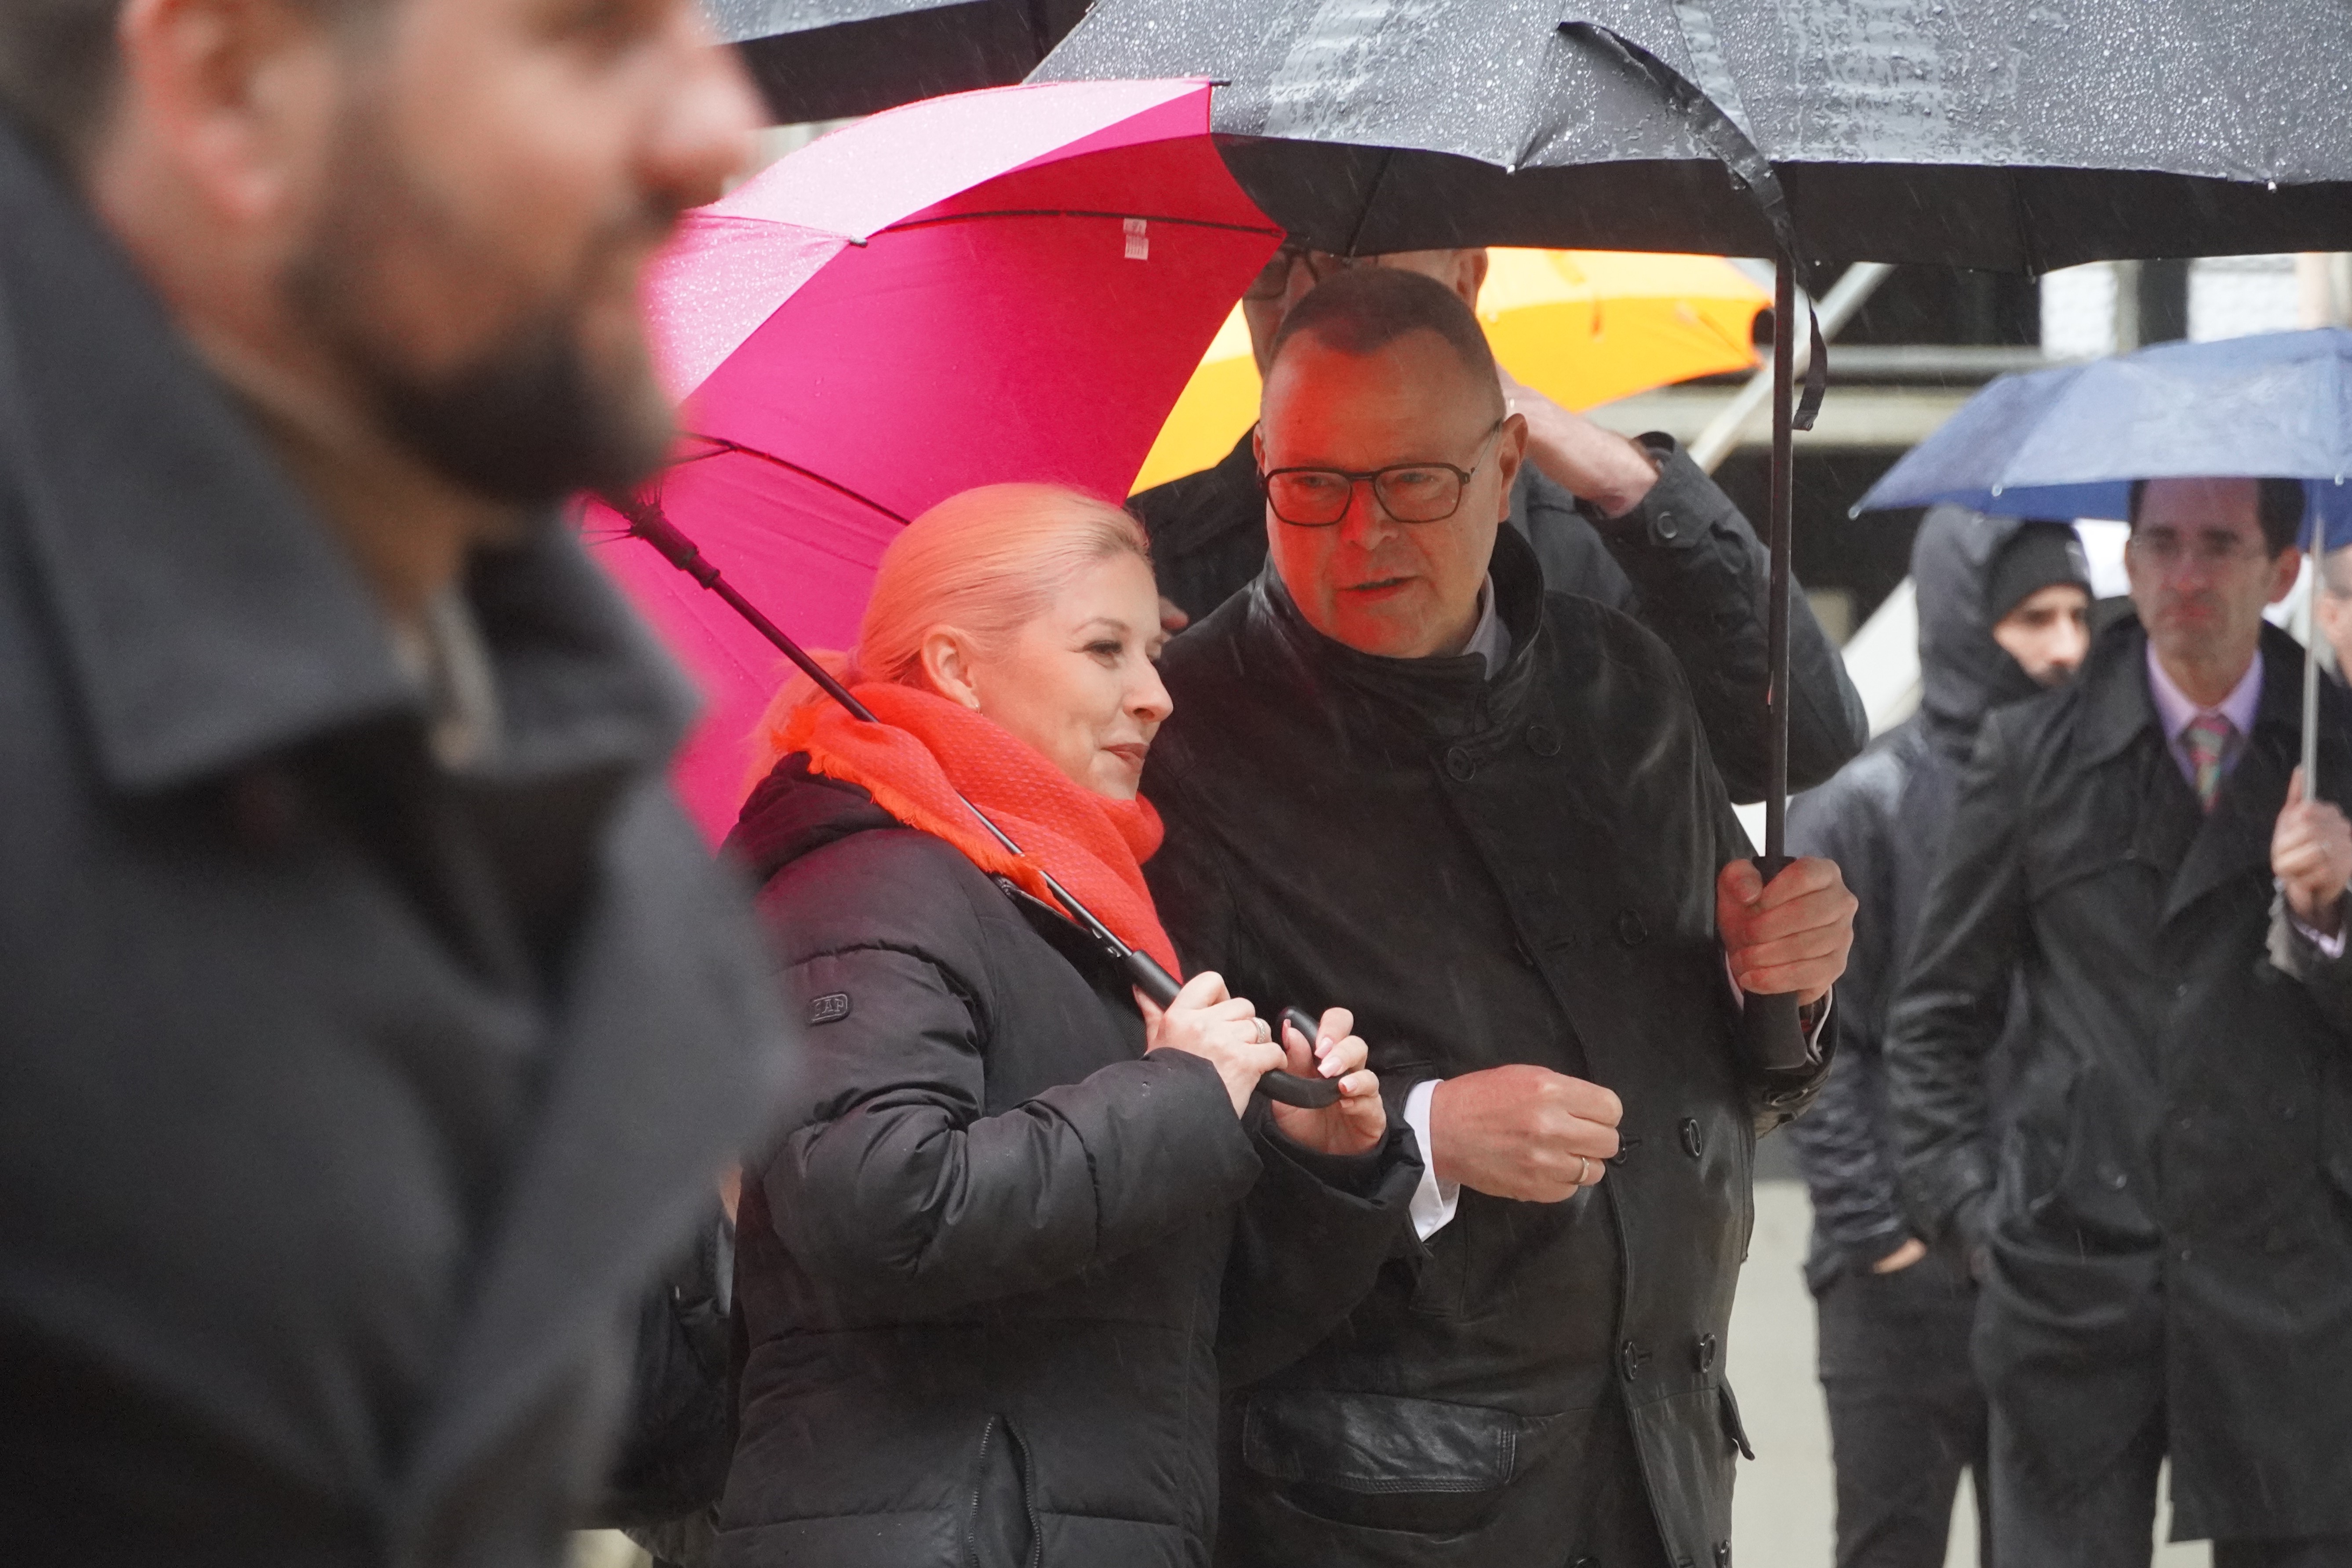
[0,0,127,163]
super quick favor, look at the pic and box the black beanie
[1985,521,2090,623]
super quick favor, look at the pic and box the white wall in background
[2191,254,2303,341]
[2042,262,2120,359]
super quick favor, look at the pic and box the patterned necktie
[2184,713,2237,811]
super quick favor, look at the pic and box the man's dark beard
[287,110,679,507]
[363,306,673,506]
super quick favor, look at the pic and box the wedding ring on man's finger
[1576,1155,1594,1186]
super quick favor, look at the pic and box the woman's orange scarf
[773,683,1181,976]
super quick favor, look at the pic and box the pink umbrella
[589,79,1281,840]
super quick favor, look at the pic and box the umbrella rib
[1341,148,1398,260]
[878,209,1283,239]
[678,433,915,528]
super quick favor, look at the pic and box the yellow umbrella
[1129,248,1768,493]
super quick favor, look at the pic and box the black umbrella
[1036,0,2352,269]
[1034,0,2352,1066]
[713,0,1094,124]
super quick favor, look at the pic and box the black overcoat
[0,126,788,1562]
[1143,525,1826,1568]
[718,763,1420,1568]
[1889,617,2352,1539]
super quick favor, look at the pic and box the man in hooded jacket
[1785,508,2090,1567]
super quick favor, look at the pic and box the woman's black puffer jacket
[716,760,1419,1568]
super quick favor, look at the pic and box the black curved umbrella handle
[1745,855,1818,1073]
[1124,954,1342,1110]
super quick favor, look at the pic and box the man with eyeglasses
[1143,266,1855,1567]
[1889,477,2352,1566]
[1131,242,1866,807]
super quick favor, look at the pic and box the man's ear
[1454,248,1490,310]
[1492,411,1529,520]
[2268,546,2307,607]
[104,0,342,229]
[919,628,983,709]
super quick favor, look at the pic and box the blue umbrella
[1858,327,2352,536]
[1858,326,2352,787]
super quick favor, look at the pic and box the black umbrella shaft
[612,493,881,725]
[1765,262,1796,862]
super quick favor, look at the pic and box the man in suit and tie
[1889,476,2352,1566]
[0,1,785,1561]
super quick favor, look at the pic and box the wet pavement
[1729,1174,2210,1568]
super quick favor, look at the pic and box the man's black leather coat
[1144,525,1827,1568]
[1131,431,1868,805]
[1888,618,2352,1539]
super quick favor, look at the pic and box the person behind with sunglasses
[1130,243,1866,808]
[1141,266,1856,1568]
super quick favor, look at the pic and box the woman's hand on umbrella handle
[1268,1006,1385,1156]
[1138,970,1284,1117]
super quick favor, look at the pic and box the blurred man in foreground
[1130,242,1867,805]
[1788,509,2090,1568]
[1145,267,1853,1568]
[0,1,785,1559]
[1891,478,2352,1565]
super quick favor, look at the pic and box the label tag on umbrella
[1123,218,1149,261]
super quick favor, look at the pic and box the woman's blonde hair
[747,483,1152,784]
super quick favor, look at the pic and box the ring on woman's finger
[1253,1018,1272,1044]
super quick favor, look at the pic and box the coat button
[1444,746,1476,782]
[1680,1118,1703,1158]
[1655,509,1679,541]
[1607,1134,1642,1168]
[1619,1339,1650,1382]
[1696,1332,1719,1372]
[1614,909,1649,947]
[1716,1545,1732,1568]
[1526,723,1563,757]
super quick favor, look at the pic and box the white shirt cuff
[1402,1077,1461,1241]
[2293,909,2348,959]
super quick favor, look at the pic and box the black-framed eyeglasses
[1260,422,1506,528]
[1242,244,1381,302]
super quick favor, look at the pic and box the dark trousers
[1991,1404,2352,1568]
[1816,1251,1988,1568]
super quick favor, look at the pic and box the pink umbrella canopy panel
[601,80,1283,841]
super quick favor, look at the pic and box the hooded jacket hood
[1912,505,2067,757]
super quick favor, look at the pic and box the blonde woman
[716,485,1420,1568]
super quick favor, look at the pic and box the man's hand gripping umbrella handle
[1745,855,1817,1073]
